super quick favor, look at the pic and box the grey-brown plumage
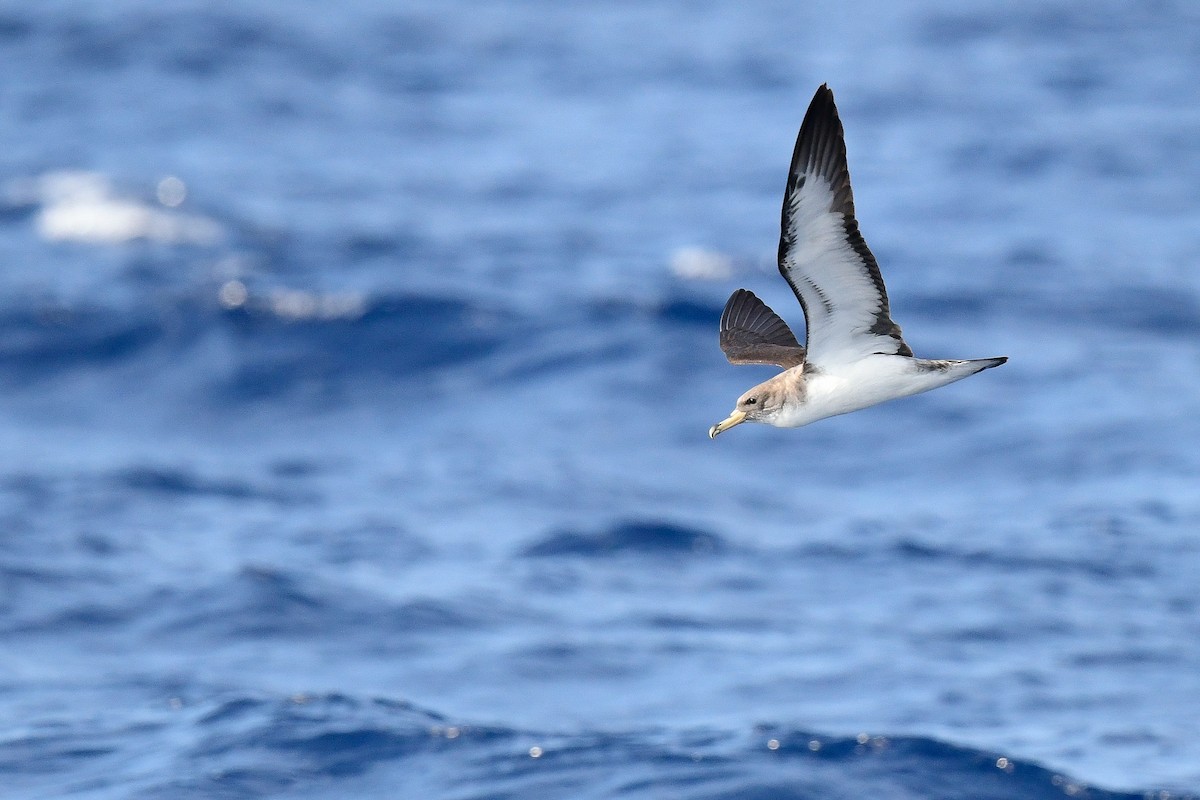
[719,289,806,368]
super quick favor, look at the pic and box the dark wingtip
[797,83,845,180]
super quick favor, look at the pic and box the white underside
[772,355,984,428]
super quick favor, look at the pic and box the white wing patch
[777,84,911,369]
[782,176,901,366]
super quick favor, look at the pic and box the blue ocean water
[2,1,1200,797]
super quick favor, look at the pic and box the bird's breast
[771,356,927,428]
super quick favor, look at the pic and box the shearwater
[709,85,1006,439]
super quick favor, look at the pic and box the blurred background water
[2,1,1200,798]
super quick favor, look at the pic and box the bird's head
[708,378,791,438]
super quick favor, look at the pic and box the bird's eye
[745,397,757,405]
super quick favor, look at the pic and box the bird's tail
[963,356,1008,374]
[910,355,1007,391]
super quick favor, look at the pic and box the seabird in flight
[709,85,1006,439]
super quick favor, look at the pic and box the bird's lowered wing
[718,288,806,369]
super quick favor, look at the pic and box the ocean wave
[0,291,515,397]
[149,566,489,640]
[0,287,730,407]
[7,691,1179,800]
[0,304,167,374]
[216,292,514,398]
[521,520,727,557]
[114,465,310,503]
[889,538,1156,581]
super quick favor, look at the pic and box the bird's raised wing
[778,84,912,367]
[718,288,805,369]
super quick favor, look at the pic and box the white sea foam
[7,170,222,246]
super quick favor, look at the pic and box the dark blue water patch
[267,458,327,479]
[890,538,1156,581]
[148,12,313,79]
[1079,286,1200,337]
[1001,143,1067,179]
[3,577,171,636]
[521,520,727,558]
[903,291,1003,323]
[6,698,1192,800]
[972,279,1200,340]
[488,337,633,384]
[931,619,1081,645]
[918,11,1001,45]
[482,292,727,387]
[0,472,56,514]
[509,640,633,673]
[0,289,521,401]
[0,719,165,783]
[0,562,49,607]
[32,5,460,95]
[21,8,292,77]
[163,693,518,798]
[919,4,1149,50]
[339,230,426,263]
[583,295,724,329]
[191,692,458,753]
[293,519,433,567]
[1069,648,1183,668]
[12,601,135,633]
[1042,59,1111,104]
[751,730,1129,800]
[640,613,784,633]
[122,702,1198,800]
[656,297,722,327]
[151,567,503,642]
[150,566,376,640]
[114,464,314,505]
[216,292,515,402]
[0,13,31,42]
[0,199,37,222]
[945,138,1068,179]
[0,304,166,376]
[0,286,728,405]
[144,567,356,640]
